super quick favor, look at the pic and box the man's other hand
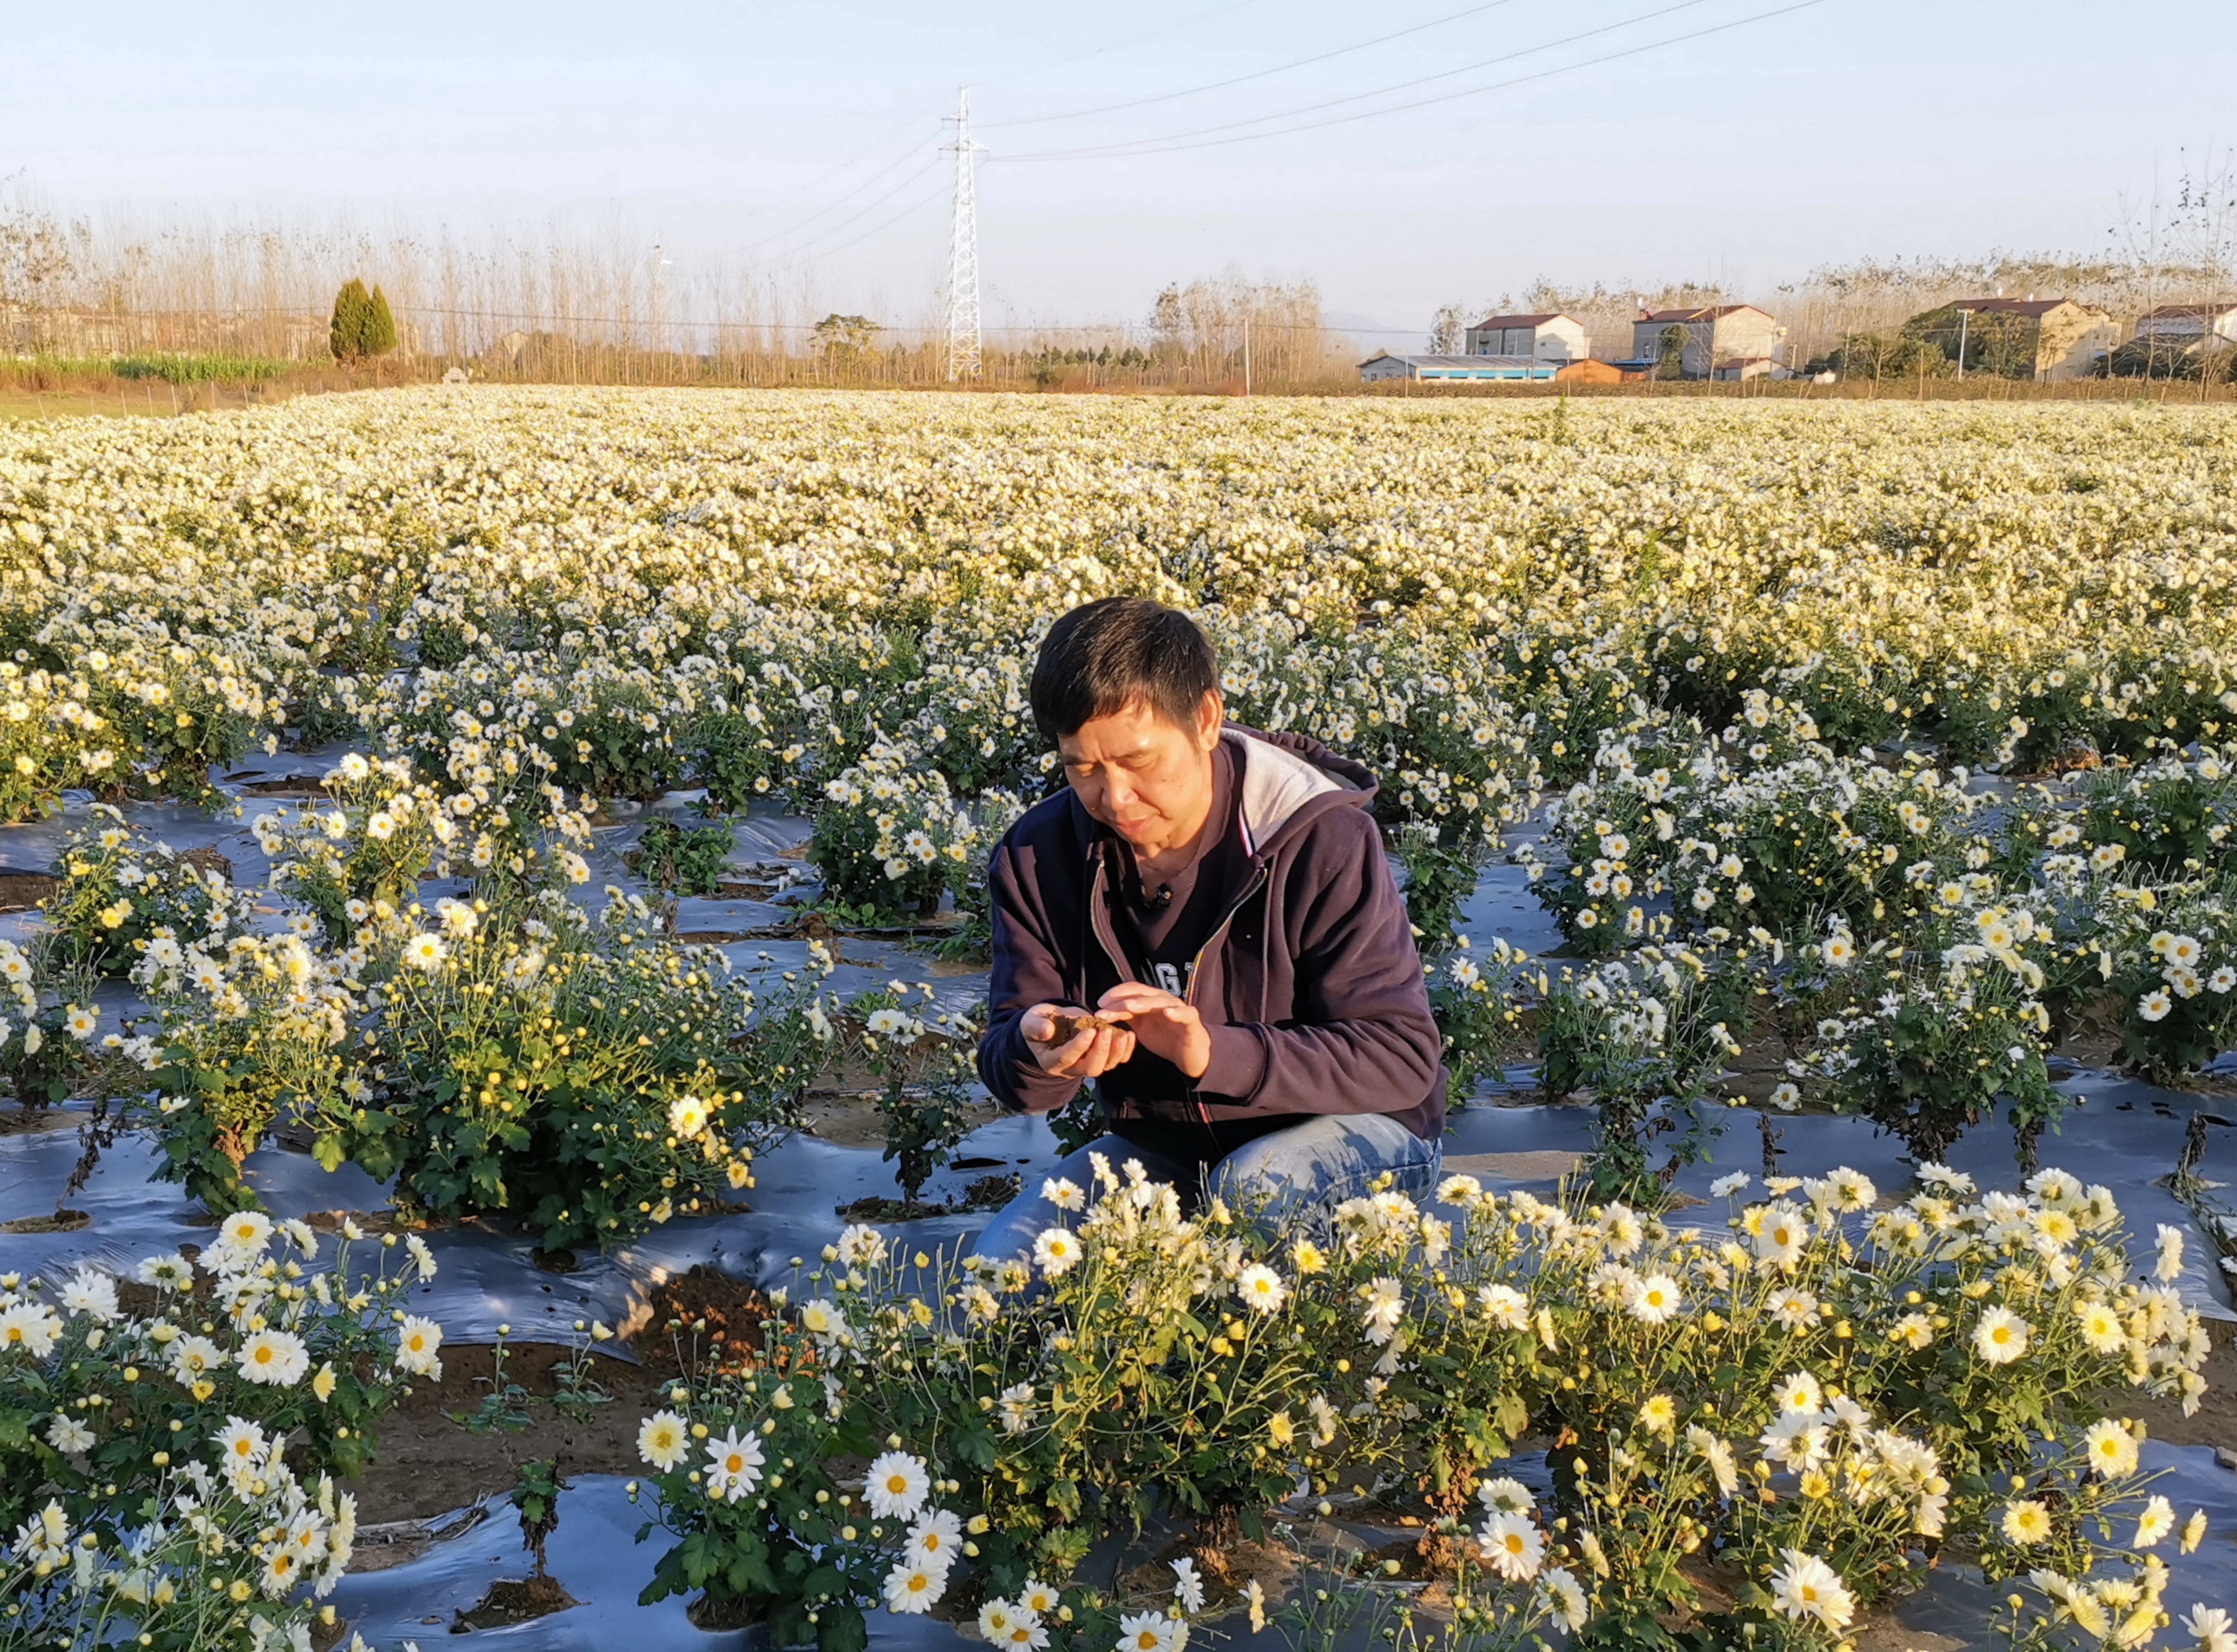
[1021,1003,1137,1078]
[1096,983,1211,1080]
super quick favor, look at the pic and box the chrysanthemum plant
[338,890,833,1254]
[42,808,252,978]
[0,1214,438,1542]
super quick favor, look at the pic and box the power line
[984,0,1527,129]
[763,179,953,277]
[997,0,1719,157]
[746,122,949,260]
[996,0,1826,161]
[758,155,947,273]
[974,0,1272,91]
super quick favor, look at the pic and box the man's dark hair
[1030,598,1220,743]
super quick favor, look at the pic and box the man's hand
[1096,983,1211,1080]
[1021,1003,1136,1078]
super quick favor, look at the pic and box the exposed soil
[1118,1533,1309,1617]
[0,869,57,910]
[343,1341,674,1525]
[796,1088,1003,1150]
[0,1105,86,1138]
[837,1173,1019,1223]
[340,1504,493,1577]
[2,1208,90,1233]
[172,845,234,882]
[342,1271,792,1524]
[230,774,332,797]
[2122,1328,2237,1452]
[630,1263,788,1383]
[452,1573,579,1630]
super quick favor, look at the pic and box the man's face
[1056,694,1222,857]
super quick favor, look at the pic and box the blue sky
[8,0,2233,335]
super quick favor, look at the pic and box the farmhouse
[1712,356,1782,381]
[1628,305,1785,379]
[1905,298,2116,381]
[2131,303,2237,351]
[1358,351,1559,383]
[1464,312,1590,364]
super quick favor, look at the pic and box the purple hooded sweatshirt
[976,724,1446,1164]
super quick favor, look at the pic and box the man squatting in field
[970,597,1444,1264]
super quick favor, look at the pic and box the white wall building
[2132,304,2237,351]
[1359,352,1559,383]
[1629,305,1785,379]
[1463,312,1591,364]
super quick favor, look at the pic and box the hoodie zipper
[1181,859,1268,1125]
[1085,837,1270,1131]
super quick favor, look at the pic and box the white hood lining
[1225,729,1356,854]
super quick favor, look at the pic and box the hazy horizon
[9,0,2235,338]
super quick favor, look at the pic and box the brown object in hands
[1042,1010,1121,1043]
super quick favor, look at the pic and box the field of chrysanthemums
[2,387,2236,1652]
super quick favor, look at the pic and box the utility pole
[1955,306,1972,381]
[1242,316,1251,396]
[943,89,987,383]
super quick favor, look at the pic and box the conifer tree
[329,278,372,363]
[364,285,398,358]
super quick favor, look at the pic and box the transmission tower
[943,88,987,382]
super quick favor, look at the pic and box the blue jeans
[969,1113,1443,1268]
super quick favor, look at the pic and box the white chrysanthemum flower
[1477,1475,1533,1516]
[395,1314,444,1377]
[1478,1512,1546,1581]
[211,1209,274,1267]
[2002,1498,2053,1545]
[1772,1372,1824,1414]
[14,1500,70,1569]
[169,1334,225,1385]
[637,1410,688,1470]
[58,1268,118,1323]
[2181,1604,2235,1652]
[1116,1611,1183,1652]
[1972,1306,2031,1366]
[883,1560,946,1614]
[1625,1272,1682,1326]
[2075,1298,2127,1355]
[1536,1565,1588,1632]
[2155,1223,2185,1283]
[1477,1283,1529,1329]
[905,1508,963,1569]
[2132,1494,2175,1550]
[1768,1549,1854,1630]
[1234,1263,1288,1314]
[1033,1227,1082,1279]
[44,1413,95,1454]
[238,1327,311,1387]
[1168,1555,1207,1613]
[1358,1276,1406,1344]
[1760,1411,1830,1472]
[704,1428,765,1502]
[402,931,450,971]
[213,1416,269,1475]
[2081,1418,2141,1479]
[798,1298,849,1344]
[864,1450,931,1520]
